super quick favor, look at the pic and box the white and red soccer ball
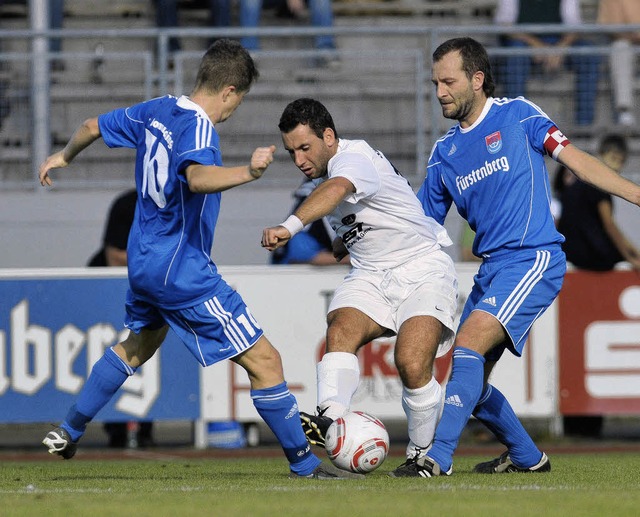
[324,411,389,473]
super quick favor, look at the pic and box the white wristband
[280,215,304,237]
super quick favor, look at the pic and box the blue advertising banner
[0,271,199,423]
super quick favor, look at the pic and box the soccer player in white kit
[262,98,458,476]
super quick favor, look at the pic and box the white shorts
[328,249,458,357]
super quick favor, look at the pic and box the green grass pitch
[1,452,639,517]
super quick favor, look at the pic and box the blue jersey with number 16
[98,94,224,309]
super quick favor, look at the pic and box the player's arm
[186,145,276,193]
[39,117,102,186]
[262,176,355,251]
[557,144,640,207]
[597,199,640,270]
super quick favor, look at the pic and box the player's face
[281,123,336,179]
[432,51,481,127]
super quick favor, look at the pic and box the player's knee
[119,331,164,367]
[395,355,433,388]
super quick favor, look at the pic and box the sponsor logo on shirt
[342,214,356,225]
[342,222,372,248]
[455,156,510,195]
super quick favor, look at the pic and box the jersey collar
[177,95,213,124]
[459,97,494,133]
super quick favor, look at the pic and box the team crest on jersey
[485,131,502,154]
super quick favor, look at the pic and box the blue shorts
[460,247,565,361]
[124,281,263,367]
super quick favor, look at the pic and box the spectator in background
[88,189,136,268]
[0,0,65,68]
[271,179,350,265]
[557,134,640,272]
[153,0,231,54]
[240,0,336,66]
[494,0,600,126]
[556,134,640,438]
[49,0,64,52]
[87,189,155,448]
[597,0,640,127]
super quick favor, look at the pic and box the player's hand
[38,151,69,187]
[249,145,276,180]
[261,225,291,251]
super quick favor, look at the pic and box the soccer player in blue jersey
[38,39,361,480]
[401,37,640,477]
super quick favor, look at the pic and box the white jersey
[316,138,452,271]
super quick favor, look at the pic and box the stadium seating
[0,0,637,190]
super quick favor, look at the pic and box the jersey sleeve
[518,101,570,160]
[417,153,453,225]
[329,151,380,203]
[98,103,147,149]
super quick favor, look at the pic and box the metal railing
[0,23,638,190]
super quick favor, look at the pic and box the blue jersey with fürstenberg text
[417,97,565,258]
[98,94,225,309]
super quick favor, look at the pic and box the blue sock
[473,384,543,468]
[61,347,134,442]
[251,382,321,476]
[428,347,485,472]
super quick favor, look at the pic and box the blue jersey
[98,95,225,309]
[418,97,565,258]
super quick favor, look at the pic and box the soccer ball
[324,411,389,473]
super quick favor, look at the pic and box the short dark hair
[598,133,628,157]
[278,98,339,139]
[193,39,259,94]
[433,37,495,97]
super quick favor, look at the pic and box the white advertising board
[199,264,558,427]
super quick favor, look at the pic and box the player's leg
[167,286,361,479]
[377,249,456,477]
[232,335,326,477]
[314,270,391,425]
[472,362,549,473]
[318,307,386,418]
[43,324,168,458]
[388,316,449,478]
[470,249,564,473]
[299,307,386,447]
[395,315,445,457]
[235,334,363,479]
[420,311,500,475]
[425,248,565,476]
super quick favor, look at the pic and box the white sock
[316,352,360,420]
[402,377,444,458]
